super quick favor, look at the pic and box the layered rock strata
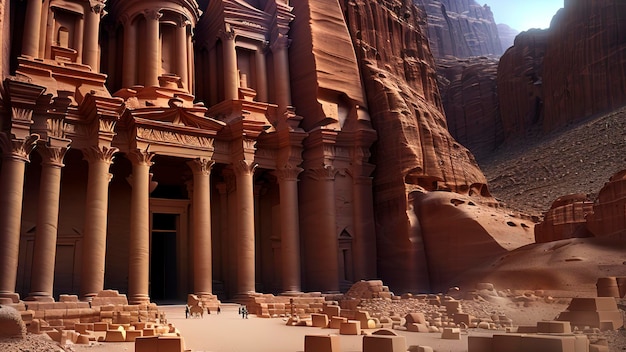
[417,0,503,58]
[534,194,594,243]
[498,0,626,137]
[437,56,502,160]
[340,0,533,292]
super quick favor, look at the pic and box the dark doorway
[151,213,178,302]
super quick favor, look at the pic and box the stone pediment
[206,0,272,39]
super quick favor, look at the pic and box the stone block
[93,322,109,331]
[311,314,329,328]
[105,328,126,342]
[304,335,341,352]
[143,328,156,336]
[516,325,537,333]
[74,323,94,334]
[566,298,618,311]
[45,329,62,343]
[354,310,371,326]
[468,336,493,352]
[158,335,185,352]
[125,329,143,342]
[441,327,461,340]
[405,313,426,326]
[492,334,524,352]
[329,316,347,329]
[372,328,398,336]
[454,313,472,325]
[363,335,407,352]
[443,300,461,312]
[76,334,92,344]
[407,323,429,332]
[537,321,572,334]
[339,320,361,335]
[558,311,623,329]
[521,335,576,352]
[590,344,609,352]
[136,336,159,352]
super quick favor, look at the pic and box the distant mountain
[497,23,519,53]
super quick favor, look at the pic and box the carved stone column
[122,15,137,87]
[255,46,268,102]
[307,165,339,292]
[352,176,376,280]
[28,144,69,301]
[221,29,239,101]
[75,16,85,64]
[187,158,214,296]
[80,146,117,300]
[0,133,39,302]
[22,0,43,57]
[275,165,303,293]
[271,35,292,112]
[176,17,188,90]
[234,160,256,294]
[127,150,154,305]
[145,10,162,87]
[84,2,105,71]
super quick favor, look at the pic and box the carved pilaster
[0,133,39,162]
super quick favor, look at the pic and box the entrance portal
[151,213,178,302]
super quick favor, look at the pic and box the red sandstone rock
[586,170,626,237]
[437,56,502,159]
[534,194,594,243]
[417,0,503,58]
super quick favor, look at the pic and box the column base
[129,294,151,305]
[0,292,20,303]
[24,293,55,302]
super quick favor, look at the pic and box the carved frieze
[135,127,214,149]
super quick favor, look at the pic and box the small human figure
[185,305,189,319]
[243,307,248,319]
[207,306,211,315]
[217,305,221,314]
[238,306,242,317]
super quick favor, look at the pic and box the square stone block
[521,335,576,352]
[125,330,143,342]
[304,335,341,352]
[143,328,156,336]
[323,305,340,318]
[74,323,94,334]
[516,325,537,333]
[93,322,109,331]
[441,327,461,340]
[158,335,185,352]
[312,314,329,328]
[493,334,524,352]
[363,335,407,352]
[537,321,572,334]
[567,298,618,312]
[454,313,472,325]
[339,320,361,335]
[468,336,493,352]
[329,316,347,329]
[105,329,126,342]
[135,336,159,352]
[407,323,429,332]
[590,344,609,352]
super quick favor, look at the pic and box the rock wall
[437,56,502,160]
[497,23,518,53]
[586,170,626,237]
[498,0,626,138]
[416,0,502,58]
[534,194,594,243]
[340,0,531,292]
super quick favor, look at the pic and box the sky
[484,0,564,32]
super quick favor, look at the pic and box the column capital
[37,144,69,168]
[219,25,236,41]
[270,33,291,52]
[144,9,162,21]
[82,145,118,164]
[187,158,215,176]
[304,164,338,181]
[274,164,303,182]
[128,149,155,166]
[0,133,39,162]
[233,160,257,177]
[88,0,106,15]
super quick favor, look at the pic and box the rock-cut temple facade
[0,0,379,304]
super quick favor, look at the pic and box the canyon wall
[416,0,502,58]
[498,0,626,137]
[339,0,532,292]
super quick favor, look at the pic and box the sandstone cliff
[340,0,533,292]
[498,0,626,137]
[497,23,518,53]
[437,56,501,160]
[417,0,502,58]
